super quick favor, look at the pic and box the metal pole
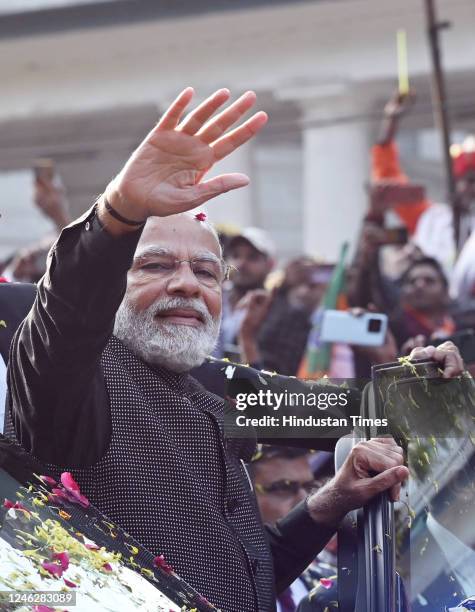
[424,0,460,249]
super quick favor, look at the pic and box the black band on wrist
[104,198,146,227]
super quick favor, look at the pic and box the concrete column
[202,142,255,230]
[299,89,372,262]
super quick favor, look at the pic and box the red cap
[453,150,475,178]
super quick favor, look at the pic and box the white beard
[113,295,221,373]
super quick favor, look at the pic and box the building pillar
[299,89,372,262]
[203,142,255,230]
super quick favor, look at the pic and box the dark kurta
[6,205,335,612]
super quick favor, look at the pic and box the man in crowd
[237,259,331,375]
[1,162,71,283]
[217,226,275,359]
[371,92,475,268]
[390,256,456,351]
[250,446,337,611]
[5,87,459,612]
[348,253,456,371]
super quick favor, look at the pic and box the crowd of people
[0,86,473,611]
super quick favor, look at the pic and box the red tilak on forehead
[195,212,207,222]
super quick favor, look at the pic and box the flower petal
[41,560,64,578]
[3,498,15,509]
[51,488,69,502]
[63,578,77,588]
[39,475,57,487]
[58,473,90,507]
[52,551,69,571]
[60,472,80,493]
[195,212,207,222]
[319,578,333,590]
[102,563,113,572]
[70,490,89,508]
[153,554,174,574]
[13,501,29,513]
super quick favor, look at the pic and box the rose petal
[52,488,76,505]
[195,212,207,222]
[320,578,333,589]
[51,487,89,508]
[33,606,55,612]
[102,563,113,572]
[153,554,174,574]
[69,490,89,508]
[63,578,77,588]
[42,560,64,578]
[40,475,57,487]
[13,501,29,513]
[3,498,15,509]
[52,551,69,571]
[85,542,100,550]
[60,472,80,493]
[51,488,69,502]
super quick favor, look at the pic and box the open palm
[107,88,268,219]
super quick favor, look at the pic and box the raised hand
[103,88,268,224]
[34,172,71,230]
[383,90,416,119]
[377,89,416,145]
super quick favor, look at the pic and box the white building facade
[0,0,474,262]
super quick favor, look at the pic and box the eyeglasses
[135,255,231,289]
[255,479,319,498]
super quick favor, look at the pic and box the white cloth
[412,203,457,277]
[450,230,475,301]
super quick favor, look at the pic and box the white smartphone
[320,310,388,346]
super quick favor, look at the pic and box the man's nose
[166,262,201,297]
[414,278,427,289]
